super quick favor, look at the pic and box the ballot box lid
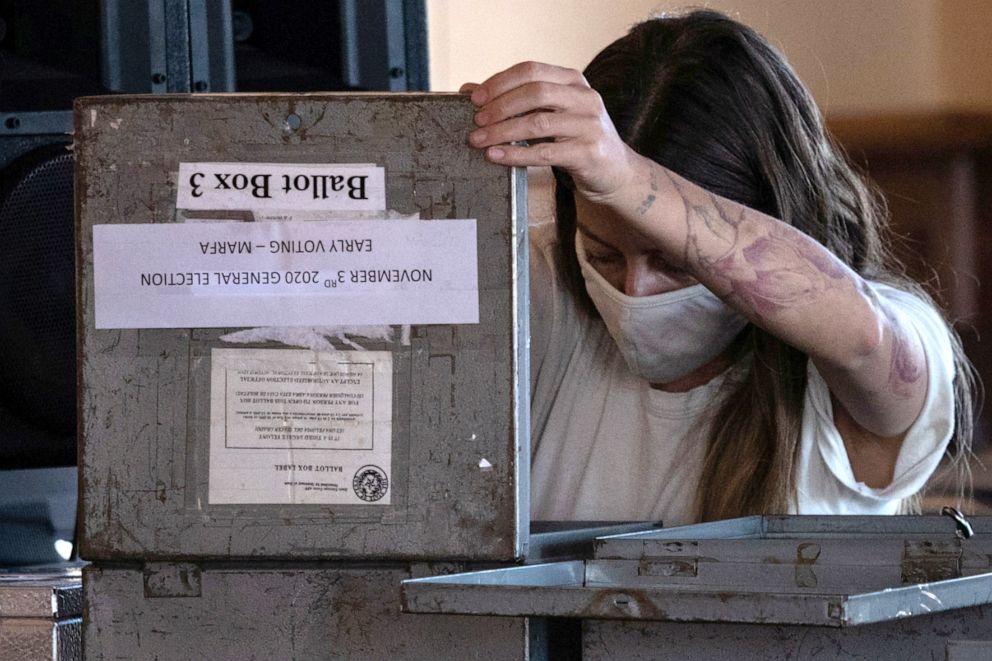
[401,514,992,627]
[75,93,530,562]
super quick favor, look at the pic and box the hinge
[902,540,961,583]
[143,562,202,598]
[639,557,698,578]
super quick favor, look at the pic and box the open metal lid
[402,514,992,627]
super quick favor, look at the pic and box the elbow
[854,312,887,364]
[839,288,889,372]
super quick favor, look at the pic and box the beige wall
[939,0,992,111]
[426,0,991,116]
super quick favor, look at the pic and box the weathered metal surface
[592,514,992,588]
[756,513,992,536]
[584,556,903,593]
[594,514,992,556]
[75,93,529,561]
[83,563,534,661]
[524,522,662,562]
[80,526,647,660]
[582,610,992,660]
[404,572,850,625]
[946,639,992,661]
[841,573,992,625]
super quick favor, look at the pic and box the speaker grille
[0,142,76,451]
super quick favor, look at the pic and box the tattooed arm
[465,62,926,486]
[629,164,924,487]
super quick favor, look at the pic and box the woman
[461,10,975,524]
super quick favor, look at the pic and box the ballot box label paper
[208,348,393,505]
[91,219,479,328]
[176,162,386,212]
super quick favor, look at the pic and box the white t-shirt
[528,222,956,525]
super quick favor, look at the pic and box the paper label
[92,219,479,328]
[208,348,393,505]
[177,162,386,211]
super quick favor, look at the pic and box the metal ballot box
[0,567,82,661]
[75,93,529,562]
[402,515,992,660]
[81,523,651,661]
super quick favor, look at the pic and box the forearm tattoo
[662,170,848,319]
[643,169,926,405]
[636,167,659,215]
[656,169,924,399]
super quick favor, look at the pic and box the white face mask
[575,232,748,384]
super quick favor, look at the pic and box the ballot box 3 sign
[177,162,384,210]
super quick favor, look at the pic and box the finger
[475,82,600,127]
[483,141,582,169]
[471,61,587,106]
[469,111,594,149]
[459,82,479,94]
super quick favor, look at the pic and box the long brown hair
[553,10,977,519]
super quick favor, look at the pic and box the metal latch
[143,562,202,598]
[902,540,961,583]
[638,557,698,578]
[942,506,975,539]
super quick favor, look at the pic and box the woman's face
[574,195,697,296]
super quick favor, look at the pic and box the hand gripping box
[75,94,529,561]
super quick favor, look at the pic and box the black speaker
[0,0,100,469]
[0,123,76,468]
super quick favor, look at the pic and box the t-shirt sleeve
[804,283,957,501]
